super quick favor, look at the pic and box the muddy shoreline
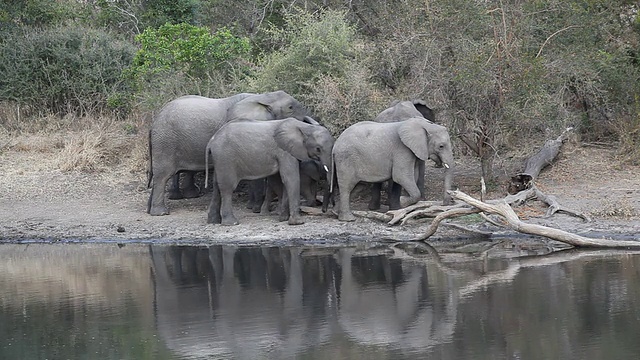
[1,146,639,251]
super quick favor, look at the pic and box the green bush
[129,23,250,79]
[249,9,357,96]
[125,23,251,109]
[0,25,135,117]
[248,9,384,131]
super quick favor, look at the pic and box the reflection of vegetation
[0,244,174,360]
[0,298,174,360]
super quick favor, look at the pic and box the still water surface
[0,243,639,359]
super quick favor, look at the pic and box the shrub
[0,25,135,117]
[126,23,251,109]
[249,9,358,96]
[248,9,385,131]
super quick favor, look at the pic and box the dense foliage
[1,0,639,164]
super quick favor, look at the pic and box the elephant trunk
[322,152,335,213]
[442,159,454,205]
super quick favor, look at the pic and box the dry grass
[1,107,149,175]
[590,199,639,219]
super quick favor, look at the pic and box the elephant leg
[300,173,317,206]
[337,172,357,222]
[262,175,282,215]
[207,173,222,224]
[387,180,403,210]
[278,190,289,222]
[217,175,240,225]
[246,179,266,213]
[181,171,201,199]
[148,169,174,216]
[393,171,422,209]
[368,182,383,210]
[417,160,426,200]
[167,173,183,200]
[280,162,304,225]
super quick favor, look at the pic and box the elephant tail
[147,128,153,189]
[204,146,211,188]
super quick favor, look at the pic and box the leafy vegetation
[1,0,639,171]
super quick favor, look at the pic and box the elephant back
[374,100,434,123]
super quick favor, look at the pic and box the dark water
[1,243,639,360]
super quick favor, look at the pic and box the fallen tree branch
[448,190,640,248]
[508,127,573,194]
[411,207,481,241]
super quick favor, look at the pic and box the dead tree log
[445,190,640,248]
[508,127,573,194]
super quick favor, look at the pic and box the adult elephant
[205,118,334,225]
[147,91,309,216]
[370,99,435,210]
[332,117,453,222]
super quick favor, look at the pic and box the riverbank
[1,136,639,247]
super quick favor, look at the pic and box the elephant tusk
[444,163,450,169]
[323,165,329,173]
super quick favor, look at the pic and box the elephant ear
[302,116,319,125]
[255,99,276,119]
[275,119,311,161]
[398,118,430,161]
[412,99,435,121]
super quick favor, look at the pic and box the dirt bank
[1,140,639,247]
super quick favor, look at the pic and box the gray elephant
[205,118,334,225]
[147,91,309,216]
[260,159,328,215]
[332,117,454,222]
[370,99,435,210]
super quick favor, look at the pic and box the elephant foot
[388,203,401,211]
[301,199,319,207]
[149,206,170,216]
[251,204,263,213]
[221,216,239,226]
[167,190,184,200]
[278,213,290,222]
[399,195,416,208]
[207,212,221,224]
[181,186,201,199]
[288,216,305,225]
[338,212,356,222]
[368,202,381,210]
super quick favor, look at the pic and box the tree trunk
[508,128,573,194]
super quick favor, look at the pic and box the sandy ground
[1,141,639,248]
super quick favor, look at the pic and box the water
[0,243,639,360]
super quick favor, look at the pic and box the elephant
[370,99,435,211]
[331,117,454,222]
[147,91,310,216]
[259,159,329,215]
[205,118,334,225]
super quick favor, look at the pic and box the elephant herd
[146,91,455,225]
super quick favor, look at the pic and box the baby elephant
[332,117,454,222]
[205,118,334,225]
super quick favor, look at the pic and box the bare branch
[536,25,581,58]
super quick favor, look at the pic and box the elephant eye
[316,146,322,153]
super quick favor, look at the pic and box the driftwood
[438,190,640,248]
[508,127,573,194]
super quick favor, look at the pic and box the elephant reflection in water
[150,245,458,358]
[337,248,457,351]
[151,245,337,359]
